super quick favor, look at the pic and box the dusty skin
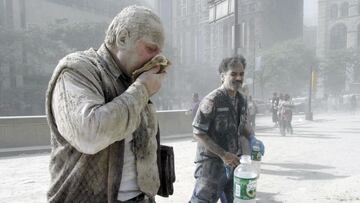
[132,54,171,80]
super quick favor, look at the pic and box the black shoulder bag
[156,126,176,197]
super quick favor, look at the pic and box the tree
[322,48,360,95]
[0,22,107,115]
[257,39,318,98]
[0,28,26,115]
[0,26,71,115]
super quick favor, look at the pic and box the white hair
[105,5,163,48]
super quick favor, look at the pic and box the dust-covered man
[189,56,252,203]
[46,5,168,203]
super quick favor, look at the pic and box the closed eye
[146,45,159,53]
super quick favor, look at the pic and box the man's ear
[220,73,225,83]
[116,29,129,47]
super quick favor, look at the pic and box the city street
[1,112,360,203]
[156,112,360,203]
[0,0,359,203]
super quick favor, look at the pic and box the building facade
[208,0,303,64]
[317,0,360,93]
[172,0,303,98]
[317,0,360,57]
[171,0,214,106]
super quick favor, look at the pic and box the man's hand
[136,66,166,96]
[250,135,265,156]
[221,152,240,168]
[242,122,254,139]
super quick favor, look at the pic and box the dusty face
[221,64,245,94]
[115,19,164,76]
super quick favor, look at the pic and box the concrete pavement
[1,113,360,202]
[159,113,360,202]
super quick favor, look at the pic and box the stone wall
[0,111,193,150]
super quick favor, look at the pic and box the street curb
[0,121,310,156]
[0,146,51,157]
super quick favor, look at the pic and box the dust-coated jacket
[45,44,160,203]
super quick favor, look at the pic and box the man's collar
[96,43,128,80]
[219,85,239,98]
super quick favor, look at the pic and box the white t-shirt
[117,136,141,201]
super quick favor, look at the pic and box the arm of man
[194,133,240,168]
[239,99,252,155]
[52,69,150,154]
[284,102,295,108]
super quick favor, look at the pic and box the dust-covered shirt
[192,86,249,162]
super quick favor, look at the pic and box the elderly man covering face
[189,56,252,203]
[46,5,169,203]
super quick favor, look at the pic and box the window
[229,0,234,13]
[330,4,338,19]
[209,0,233,22]
[209,6,215,22]
[340,2,349,17]
[215,0,229,20]
[330,23,347,49]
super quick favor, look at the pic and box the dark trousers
[115,194,155,203]
[189,159,233,203]
[272,110,278,124]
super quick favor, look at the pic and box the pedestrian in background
[248,95,257,131]
[351,95,357,113]
[271,92,279,127]
[278,94,294,135]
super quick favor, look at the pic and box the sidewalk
[158,113,360,203]
[0,114,286,203]
[2,113,360,202]
[163,114,305,140]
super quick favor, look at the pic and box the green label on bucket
[234,176,257,200]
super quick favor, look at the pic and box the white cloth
[117,136,141,201]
